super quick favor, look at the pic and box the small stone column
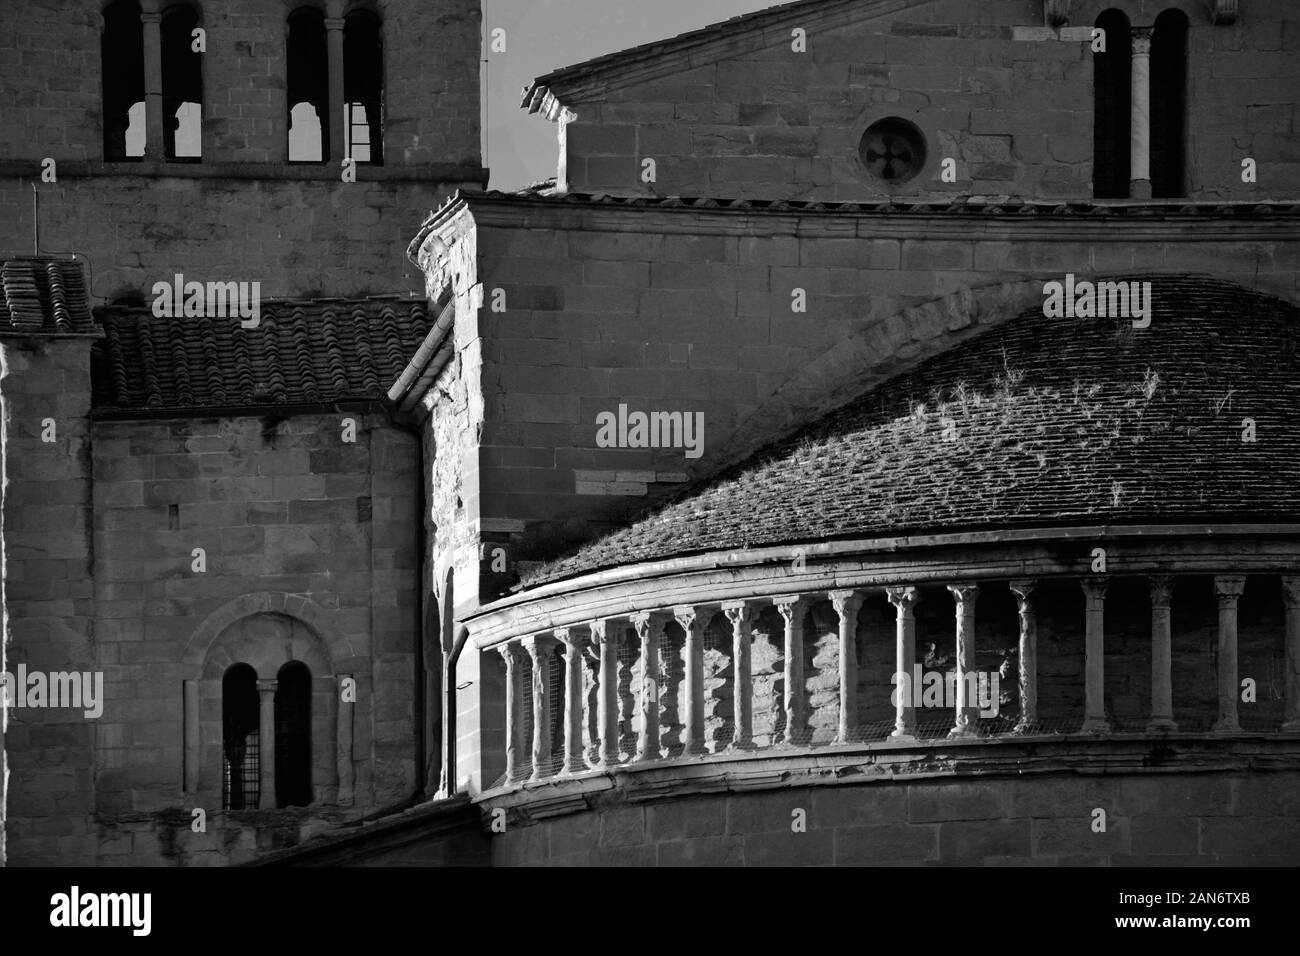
[723,602,756,750]
[886,586,920,741]
[631,612,666,762]
[324,17,346,162]
[592,620,620,767]
[774,596,806,746]
[1129,27,1154,199]
[947,585,981,738]
[522,636,558,781]
[674,607,707,756]
[256,679,277,809]
[1009,580,1038,734]
[829,590,862,744]
[1283,577,1300,733]
[1213,575,1246,734]
[496,643,526,782]
[140,10,166,158]
[555,629,587,774]
[1146,576,1177,731]
[1081,577,1110,733]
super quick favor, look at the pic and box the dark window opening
[274,660,312,807]
[222,663,260,810]
[343,10,383,165]
[102,0,146,161]
[1150,9,1188,198]
[288,7,328,163]
[1092,9,1132,198]
[859,117,927,184]
[161,4,203,161]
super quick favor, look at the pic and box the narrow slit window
[161,4,203,161]
[102,0,146,161]
[343,10,383,165]
[274,660,313,807]
[1150,9,1188,198]
[222,664,260,810]
[1092,9,1132,199]
[288,7,328,163]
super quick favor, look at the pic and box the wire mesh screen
[223,730,259,810]
[703,613,735,753]
[616,627,640,763]
[657,624,686,759]
[518,652,534,782]
[530,646,567,779]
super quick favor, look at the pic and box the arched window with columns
[1092,8,1132,198]
[1150,8,1189,198]
[102,0,147,161]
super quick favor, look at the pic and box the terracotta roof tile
[92,296,433,411]
[1,257,95,334]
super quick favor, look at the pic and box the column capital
[1008,579,1037,604]
[520,634,559,661]
[256,679,277,698]
[1214,575,1247,604]
[1081,576,1109,605]
[496,640,524,664]
[1131,26,1154,54]
[946,583,980,607]
[554,627,583,652]
[631,609,671,638]
[672,605,708,632]
[1282,575,1300,609]
[885,585,920,611]
[324,17,346,30]
[140,11,162,24]
[1212,0,1238,26]
[722,601,756,627]
[773,595,805,623]
[1148,575,1174,608]
[828,589,863,617]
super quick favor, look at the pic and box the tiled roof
[525,276,1300,585]
[92,296,435,411]
[1,257,95,334]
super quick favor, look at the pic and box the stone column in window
[829,590,862,744]
[592,620,620,768]
[555,629,586,775]
[337,673,354,805]
[1129,26,1154,199]
[324,17,346,163]
[1009,580,1038,735]
[722,601,756,750]
[1213,575,1246,734]
[886,586,920,741]
[1283,577,1300,732]
[183,679,199,793]
[1080,577,1110,733]
[521,636,557,781]
[947,584,981,738]
[496,642,525,783]
[774,596,806,746]
[674,606,707,756]
[630,612,665,762]
[256,679,277,809]
[140,8,165,158]
[1146,576,1177,731]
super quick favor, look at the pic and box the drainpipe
[444,624,471,796]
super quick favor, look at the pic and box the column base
[1145,717,1178,733]
[1080,717,1110,734]
[1129,179,1152,199]
[887,732,919,744]
[1011,720,1038,736]
[947,725,981,739]
[633,747,662,763]
[726,739,756,752]
[1211,718,1241,734]
[1281,719,1300,733]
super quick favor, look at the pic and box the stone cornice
[465,523,1300,647]
[0,160,488,185]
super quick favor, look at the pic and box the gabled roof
[1,257,96,335]
[522,0,926,119]
[92,296,434,413]
[523,276,1300,586]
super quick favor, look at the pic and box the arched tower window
[1151,8,1188,198]
[343,9,383,165]
[160,3,203,161]
[288,7,328,163]
[274,660,313,807]
[102,0,146,161]
[1092,9,1132,198]
[222,663,260,810]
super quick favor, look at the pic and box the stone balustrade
[489,574,1300,786]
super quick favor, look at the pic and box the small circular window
[859,117,927,184]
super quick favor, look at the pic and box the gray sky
[482,0,777,190]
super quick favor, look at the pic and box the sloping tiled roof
[1,257,95,334]
[525,276,1300,585]
[92,296,434,411]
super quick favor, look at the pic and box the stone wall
[465,201,1300,570]
[0,0,484,300]
[489,770,1300,865]
[552,0,1300,201]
